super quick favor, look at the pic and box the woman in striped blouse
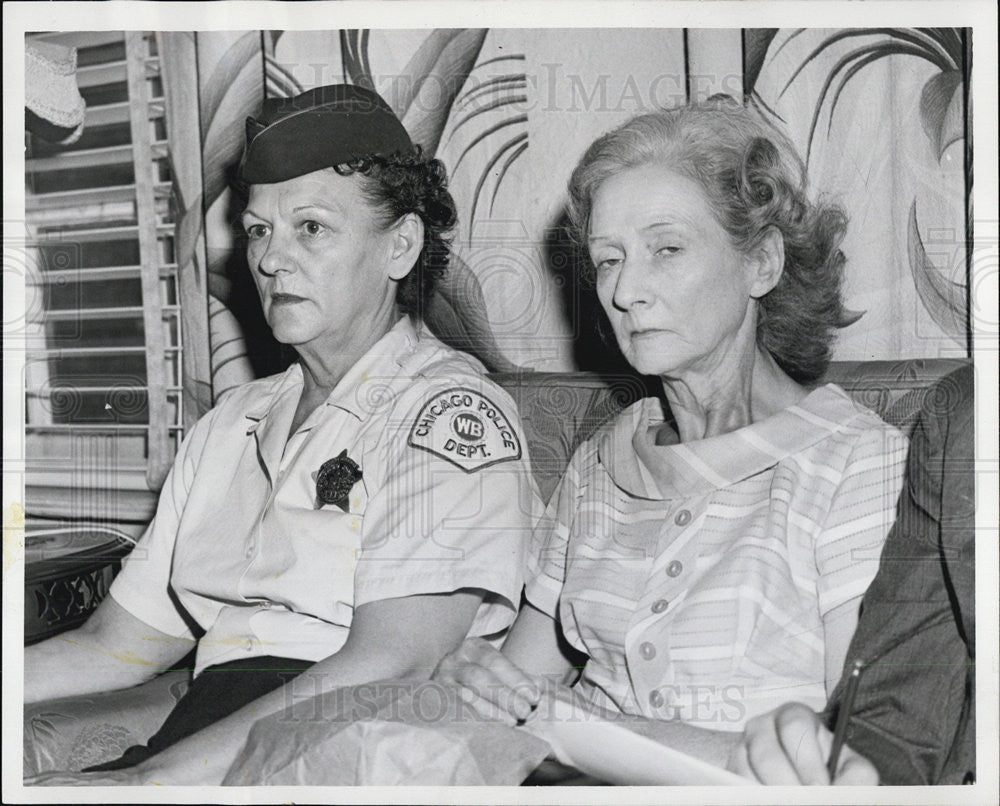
[434,97,907,785]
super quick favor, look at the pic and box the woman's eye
[656,245,681,257]
[301,220,324,236]
[245,223,268,240]
[595,257,622,273]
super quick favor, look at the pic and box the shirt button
[674,509,691,526]
[666,560,683,577]
[649,689,665,709]
[639,641,656,660]
[244,639,254,652]
[651,598,669,613]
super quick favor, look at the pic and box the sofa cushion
[819,358,971,434]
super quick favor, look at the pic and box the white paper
[523,693,756,787]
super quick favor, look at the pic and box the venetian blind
[25,31,182,523]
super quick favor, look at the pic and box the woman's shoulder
[788,382,909,470]
[801,382,906,438]
[385,333,528,467]
[403,329,521,413]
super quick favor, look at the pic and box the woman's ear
[747,226,785,299]
[386,213,425,281]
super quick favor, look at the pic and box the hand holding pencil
[826,660,865,779]
[728,665,879,786]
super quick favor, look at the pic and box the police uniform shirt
[109,316,535,675]
[526,384,908,730]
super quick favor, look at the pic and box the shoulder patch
[407,387,522,472]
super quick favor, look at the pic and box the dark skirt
[84,655,313,771]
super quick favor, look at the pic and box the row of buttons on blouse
[646,510,690,619]
[638,512,693,684]
[647,562,683,616]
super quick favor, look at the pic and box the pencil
[827,659,864,781]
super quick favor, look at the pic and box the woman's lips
[270,293,307,305]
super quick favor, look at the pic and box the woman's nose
[612,256,651,310]
[256,233,295,276]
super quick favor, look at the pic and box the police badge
[315,449,363,512]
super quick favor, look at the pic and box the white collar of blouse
[597,384,869,500]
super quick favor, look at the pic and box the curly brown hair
[334,146,458,318]
[567,97,860,384]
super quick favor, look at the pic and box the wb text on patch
[407,388,521,472]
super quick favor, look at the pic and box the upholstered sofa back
[490,358,971,503]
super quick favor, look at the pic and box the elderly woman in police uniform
[25,85,533,785]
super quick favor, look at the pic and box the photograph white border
[4,2,997,804]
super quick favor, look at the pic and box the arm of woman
[119,589,485,785]
[723,595,877,785]
[24,595,196,704]
[727,420,910,785]
[432,601,578,724]
[25,406,218,706]
[433,425,604,724]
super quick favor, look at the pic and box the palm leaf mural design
[341,29,523,372]
[157,32,269,400]
[906,201,967,340]
[776,28,963,163]
[195,33,268,394]
[264,52,304,98]
[773,27,970,347]
[340,29,376,92]
[198,32,266,212]
[443,54,529,243]
[743,29,786,122]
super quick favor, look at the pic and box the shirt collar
[243,315,423,426]
[243,364,302,429]
[598,384,868,500]
[322,314,421,420]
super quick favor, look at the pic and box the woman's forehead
[589,164,712,235]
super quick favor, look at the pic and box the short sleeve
[354,380,538,637]
[523,440,588,618]
[814,422,909,616]
[108,407,218,638]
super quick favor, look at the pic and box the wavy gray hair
[567,96,860,384]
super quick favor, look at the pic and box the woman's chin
[266,321,316,347]
[623,347,675,378]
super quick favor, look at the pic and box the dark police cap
[239,84,413,185]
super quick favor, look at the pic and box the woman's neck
[291,304,402,434]
[659,346,809,443]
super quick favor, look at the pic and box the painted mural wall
[159,27,971,415]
